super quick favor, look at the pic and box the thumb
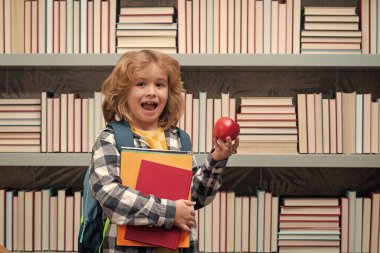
[183,200,196,206]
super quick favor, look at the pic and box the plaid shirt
[89,127,228,253]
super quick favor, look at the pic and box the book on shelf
[280,206,341,215]
[57,188,70,251]
[116,47,177,54]
[49,195,58,251]
[279,221,340,228]
[301,30,362,37]
[101,0,109,54]
[371,100,379,153]
[278,229,341,235]
[65,195,74,252]
[301,37,362,43]
[0,104,41,111]
[278,246,340,253]
[238,134,298,141]
[304,22,359,31]
[0,119,41,126]
[279,215,339,221]
[5,190,16,251]
[301,42,361,50]
[342,92,356,154]
[0,98,41,105]
[118,14,174,24]
[238,120,297,127]
[362,197,371,252]
[340,197,348,253]
[278,240,340,246]
[117,147,192,249]
[241,196,250,252]
[42,188,56,251]
[120,6,175,15]
[0,111,41,119]
[240,97,294,106]
[240,105,296,114]
[226,191,235,252]
[301,49,362,54]
[33,190,42,251]
[370,193,380,252]
[304,15,359,22]
[303,6,357,15]
[117,22,177,30]
[237,141,298,154]
[283,198,339,206]
[116,36,176,48]
[116,29,177,37]
[236,113,296,120]
[0,189,4,247]
[234,196,242,252]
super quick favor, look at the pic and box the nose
[146,84,157,97]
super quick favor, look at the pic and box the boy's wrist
[157,199,176,229]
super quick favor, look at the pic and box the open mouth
[141,101,158,111]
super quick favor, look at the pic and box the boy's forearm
[191,153,228,209]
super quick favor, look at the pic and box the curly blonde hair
[102,50,184,130]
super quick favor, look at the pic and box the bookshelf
[1,1,380,252]
[0,153,379,167]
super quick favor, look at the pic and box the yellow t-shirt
[132,126,168,150]
[131,126,178,253]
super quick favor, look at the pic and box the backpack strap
[107,120,134,153]
[177,127,192,152]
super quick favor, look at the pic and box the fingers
[183,200,196,207]
[179,223,191,232]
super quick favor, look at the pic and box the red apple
[213,117,240,142]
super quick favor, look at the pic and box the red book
[124,159,193,250]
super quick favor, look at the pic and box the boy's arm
[89,129,176,229]
[191,153,228,210]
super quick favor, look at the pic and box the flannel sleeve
[89,129,176,229]
[191,153,228,210]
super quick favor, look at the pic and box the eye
[156,82,167,88]
[136,82,145,87]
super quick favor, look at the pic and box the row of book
[196,190,380,253]
[0,0,117,54]
[300,6,362,55]
[237,97,298,154]
[2,91,380,154]
[2,0,379,55]
[0,92,105,153]
[297,92,380,154]
[116,7,178,54]
[0,188,82,252]
[2,188,380,252]
[177,0,299,54]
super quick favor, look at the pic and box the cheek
[160,90,169,104]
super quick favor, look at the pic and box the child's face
[127,63,169,131]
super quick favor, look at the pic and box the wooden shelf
[1,54,380,67]
[0,153,379,167]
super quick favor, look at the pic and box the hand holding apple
[211,117,240,161]
[213,117,240,142]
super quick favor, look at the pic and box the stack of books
[116,7,177,54]
[0,98,41,152]
[278,198,341,253]
[301,6,362,54]
[236,97,298,153]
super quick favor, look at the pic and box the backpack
[78,120,192,253]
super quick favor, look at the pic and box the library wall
[1,65,380,195]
